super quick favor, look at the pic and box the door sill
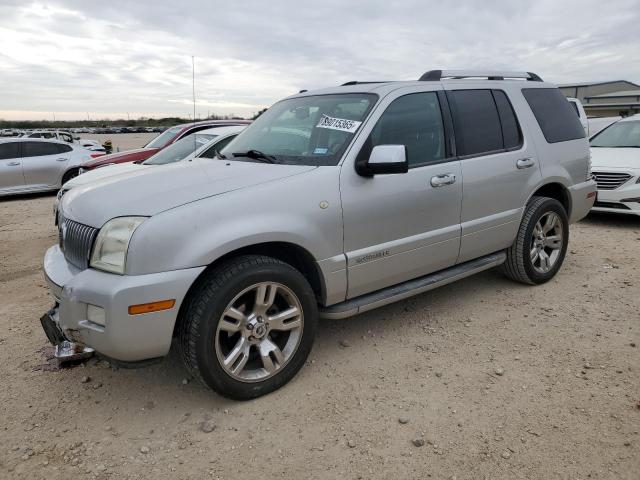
[319,251,506,319]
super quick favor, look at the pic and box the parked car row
[39,70,601,400]
[55,125,246,217]
[0,121,251,197]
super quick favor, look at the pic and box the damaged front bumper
[40,305,95,363]
[41,245,204,362]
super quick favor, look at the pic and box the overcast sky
[1,0,639,121]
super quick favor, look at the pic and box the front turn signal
[128,299,176,315]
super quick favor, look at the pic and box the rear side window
[492,90,522,150]
[522,88,585,143]
[448,89,503,156]
[0,142,20,160]
[56,144,73,154]
[568,101,580,117]
[23,142,60,157]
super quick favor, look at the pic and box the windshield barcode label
[316,115,362,133]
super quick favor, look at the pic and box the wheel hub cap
[215,282,304,383]
[530,212,564,274]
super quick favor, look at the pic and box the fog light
[87,304,106,326]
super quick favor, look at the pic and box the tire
[61,168,79,186]
[501,196,569,285]
[178,255,318,400]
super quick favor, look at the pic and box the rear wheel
[501,196,569,285]
[178,255,317,399]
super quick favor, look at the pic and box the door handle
[430,173,456,188]
[516,158,535,169]
[56,158,68,162]
[7,161,20,166]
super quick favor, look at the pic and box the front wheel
[501,196,569,285]
[178,255,317,399]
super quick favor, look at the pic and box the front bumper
[591,178,640,216]
[568,179,597,223]
[43,245,205,361]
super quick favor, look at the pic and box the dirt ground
[81,133,157,153]
[0,191,638,480]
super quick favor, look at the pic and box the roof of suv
[291,70,555,99]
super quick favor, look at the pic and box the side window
[0,142,20,160]
[22,142,60,158]
[200,135,237,158]
[568,100,580,117]
[492,90,522,150]
[55,143,73,154]
[522,88,585,143]
[448,89,503,156]
[360,92,446,167]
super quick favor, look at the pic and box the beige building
[559,80,640,117]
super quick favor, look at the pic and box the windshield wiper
[232,149,278,164]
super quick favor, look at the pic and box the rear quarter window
[522,88,585,143]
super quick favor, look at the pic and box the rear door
[0,141,25,189]
[21,141,71,187]
[446,87,542,263]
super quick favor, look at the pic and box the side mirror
[356,144,408,176]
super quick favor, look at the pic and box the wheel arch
[173,241,326,337]
[527,182,572,217]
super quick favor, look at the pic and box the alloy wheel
[530,212,564,274]
[214,282,304,382]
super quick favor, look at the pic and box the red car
[81,120,251,170]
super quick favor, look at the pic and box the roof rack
[341,81,393,86]
[419,70,543,82]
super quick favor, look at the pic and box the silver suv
[42,70,596,399]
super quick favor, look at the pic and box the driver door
[340,88,462,298]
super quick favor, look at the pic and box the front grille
[592,172,632,190]
[58,215,98,269]
[593,201,631,210]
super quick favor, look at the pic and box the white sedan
[590,115,640,216]
[54,125,244,218]
[0,138,91,196]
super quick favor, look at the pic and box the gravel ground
[0,192,638,480]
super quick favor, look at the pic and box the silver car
[42,70,596,399]
[0,138,91,196]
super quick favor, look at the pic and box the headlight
[90,217,146,274]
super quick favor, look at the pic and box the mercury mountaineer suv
[42,70,596,399]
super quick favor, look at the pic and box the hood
[65,163,151,189]
[82,147,158,168]
[62,159,316,227]
[590,147,640,170]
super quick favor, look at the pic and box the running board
[319,251,506,320]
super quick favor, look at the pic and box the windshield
[145,126,182,149]
[590,120,640,148]
[143,133,216,165]
[220,93,378,166]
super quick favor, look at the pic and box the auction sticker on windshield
[316,115,362,133]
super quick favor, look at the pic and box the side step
[319,251,506,320]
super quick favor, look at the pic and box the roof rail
[341,81,393,86]
[419,70,543,82]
